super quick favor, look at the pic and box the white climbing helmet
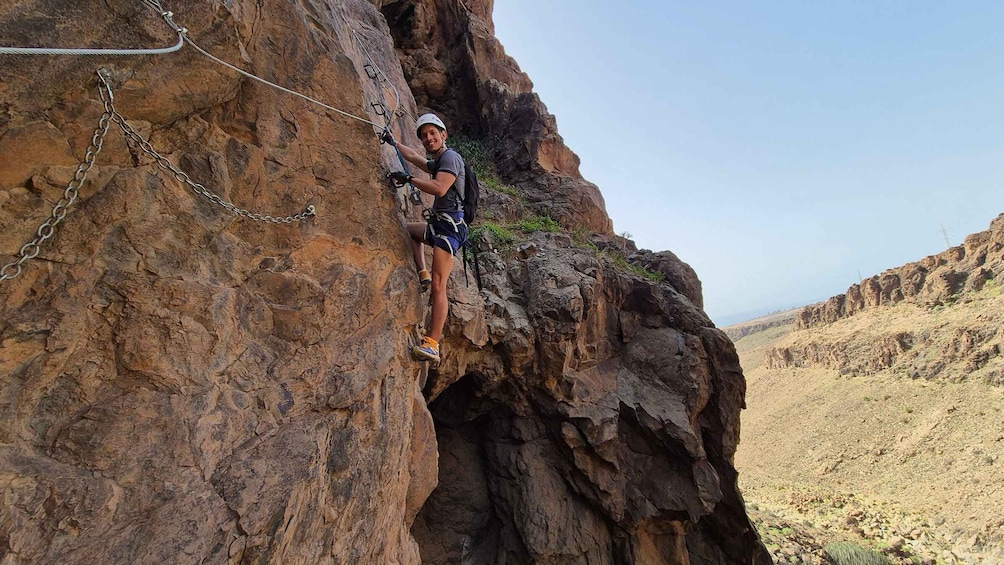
[415,113,447,137]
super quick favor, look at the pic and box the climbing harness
[423,208,465,257]
[0,70,316,284]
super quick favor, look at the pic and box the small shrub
[601,251,664,283]
[823,541,889,565]
[628,263,664,283]
[513,215,560,234]
[571,226,599,251]
[983,277,1000,297]
[481,175,521,199]
[471,222,515,246]
[449,135,495,178]
[469,216,558,250]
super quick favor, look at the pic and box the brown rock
[0,121,80,187]
[412,235,768,564]
[1,0,767,564]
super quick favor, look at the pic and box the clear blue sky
[492,1,1004,325]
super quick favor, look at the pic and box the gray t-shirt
[427,149,466,215]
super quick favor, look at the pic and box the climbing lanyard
[0,70,316,284]
[348,25,424,206]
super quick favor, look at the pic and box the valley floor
[732,315,1004,564]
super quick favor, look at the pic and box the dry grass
[762,288,1004,385]
[733,291,1004,564]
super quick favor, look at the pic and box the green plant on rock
[570,226,599,251]
[470,222,516,247]
[513,215,560,234]
[474,212,661,285]
[982,277,1000,297]
[451,135,524,201]
[469,215,558,251]
[823,541,889,565]
[449,135,495,177]
[600,251,664,283]
[481,175,521,199]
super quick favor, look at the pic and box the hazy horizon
[493,1,1003,325]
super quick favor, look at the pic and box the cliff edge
[0,1,768,563]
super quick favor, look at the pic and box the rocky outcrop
[766,312,1004,385]
[797,213,1004,329]
[766,332,915,375]
[629,248,705,310]
[380,0,613,235]
[1,0,767,563]
[416,233,766,564]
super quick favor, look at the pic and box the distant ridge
[797,213,1004,328]
[722,307,802,341]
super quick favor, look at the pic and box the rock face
[770,214,1004,385]
[380,0,613,235]
[0,1,767,564]
[796,213,1004,329]
[416,234,765,565]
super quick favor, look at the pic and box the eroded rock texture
[416,235,765,564]
[797,213,1004,328]
[1,0,768,563]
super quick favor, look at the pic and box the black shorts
[424,210,467,256]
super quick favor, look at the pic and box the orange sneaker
[412,336,440,362]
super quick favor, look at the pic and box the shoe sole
[412,348,440,363]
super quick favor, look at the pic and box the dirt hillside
[730,286,1004,565]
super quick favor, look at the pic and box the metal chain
[1,70,316,285]
[95,73,315,225]
[0,103,112,282]
[109,113,316,223]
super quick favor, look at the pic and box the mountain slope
[728,216,1004,564]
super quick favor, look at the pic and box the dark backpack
[443,150,483,290]
[456,157,480,225]
[458,158,483,290]
[433,149,479,225]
